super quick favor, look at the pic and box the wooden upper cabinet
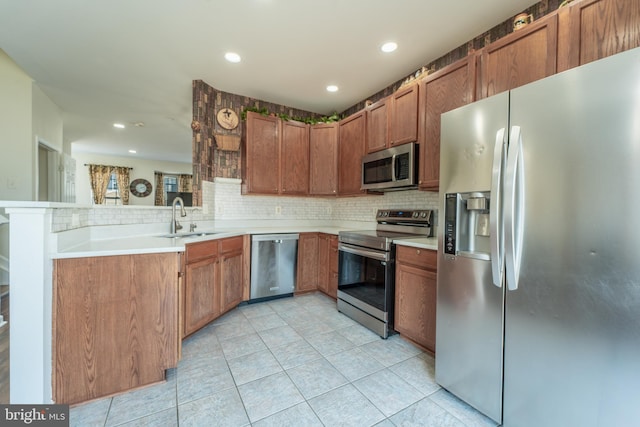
[309,122,338,195]
[420,55,477,191]
[479,14,558,99]
[366,97,390,153]
[390,83,420,146]
[338,111,367,196]
[557,0,640,72]
[280,120,310,195]
[244,112,280,194]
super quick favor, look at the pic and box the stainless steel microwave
[361,143,418,191]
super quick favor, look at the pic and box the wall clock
[130,178,152,197]
[216,108,239,130]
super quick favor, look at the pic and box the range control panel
[377,209,433,223]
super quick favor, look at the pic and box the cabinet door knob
[416,250,421,255]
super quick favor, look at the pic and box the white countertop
[393,236,438,251]
[52,226,350,259]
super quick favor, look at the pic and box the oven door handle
[338,243,391,262]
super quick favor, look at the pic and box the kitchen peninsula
[2,178,438,404]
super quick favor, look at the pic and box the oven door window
[338,249,392,312]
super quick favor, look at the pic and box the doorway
[37,142,58,202]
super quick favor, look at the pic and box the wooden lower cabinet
[183,254,220,336]
[328,235,338,299]
[296,233,319,292]
[183,236,244,337]
[53,253,180,404]
[296,233,338,297]
[219,237,244,314]
[394,245,437,352]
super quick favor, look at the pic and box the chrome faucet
[170,196,187,234]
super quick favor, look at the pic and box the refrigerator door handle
[504,126,525,291]
[490,128,507,287]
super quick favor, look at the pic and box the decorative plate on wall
[216,108,239,130]
[130,178,152,197]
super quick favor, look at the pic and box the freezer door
[436,92,509,424]
[504,48,640,426]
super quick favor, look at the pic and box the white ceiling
[0,0,536,164]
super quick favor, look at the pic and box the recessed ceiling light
[113,123,125,129]
[128,150,137,154]
[326,85,339,93]
[381,42,398,53]
[225,52,241,63]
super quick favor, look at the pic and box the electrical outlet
[275,206,282,215]
[326,206,332,215]
[71,213,80,227]
[215,204,223,215]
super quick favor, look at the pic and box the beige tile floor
[69,292,497,427]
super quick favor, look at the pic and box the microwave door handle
[391,154,397,182]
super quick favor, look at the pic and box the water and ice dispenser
[444,191,491,260]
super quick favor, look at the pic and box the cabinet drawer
[396,245,437,270]
[186,240,218,264]
[220,236,243,254]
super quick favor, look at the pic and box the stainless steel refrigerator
[436,47,640,426]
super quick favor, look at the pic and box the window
[104,173,121,205]
[163,175,178,195]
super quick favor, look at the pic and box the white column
[6,207,53,403]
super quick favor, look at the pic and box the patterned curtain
[154,172,165,206]
[113,167,130,205]
[88,164,112,204]
[178,174,193,193]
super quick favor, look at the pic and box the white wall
[72,151,192,206]
[32,85,63,153]
[0,49,33,201]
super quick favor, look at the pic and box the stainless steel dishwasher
[250,234,299,302]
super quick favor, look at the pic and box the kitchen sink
[156,231,220,238]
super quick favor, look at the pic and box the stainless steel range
[337,209,434,338]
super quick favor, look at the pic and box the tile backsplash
[50,178,439,232]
